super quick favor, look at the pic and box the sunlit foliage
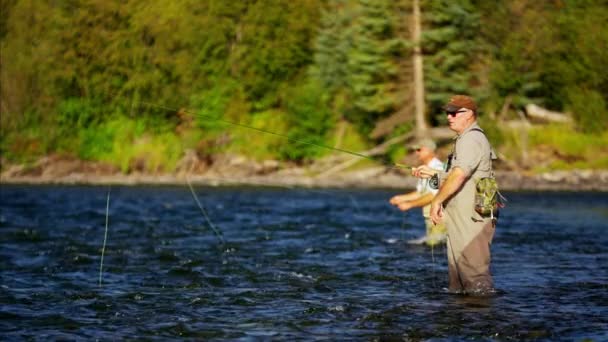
[1,0,606,169]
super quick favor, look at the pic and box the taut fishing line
[186,175,226,246]
[98,187,111,287]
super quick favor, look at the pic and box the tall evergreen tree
[346,0,404,133]
[312,0,355,94]
[422,0,481,119]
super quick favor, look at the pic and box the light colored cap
[409,138,436,151]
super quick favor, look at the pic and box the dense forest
[1,0,607,174]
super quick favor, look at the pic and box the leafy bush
[1,128,49,163]
[77,126,115,161]
[73,115,183,173]
[191,80,244,132]
[125,132,183,173]
[279,80,335,162]
[225,110,289,160]
[57,98,104,130]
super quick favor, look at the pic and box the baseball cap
[443,95,477,112]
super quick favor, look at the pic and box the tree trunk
[412,0,427,137]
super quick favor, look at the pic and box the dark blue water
[1,185,607,340]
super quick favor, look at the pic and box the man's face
[414,146,431,161]
[446,108,473,133]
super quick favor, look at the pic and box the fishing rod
[135,99,446,188]
[134,99,414,172]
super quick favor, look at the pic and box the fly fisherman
[412,95,499,294]
[389,138,446,246]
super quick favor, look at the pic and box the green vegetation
[527,125,608,171]
[1,0,606,173]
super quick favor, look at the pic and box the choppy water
[1,185,607,340]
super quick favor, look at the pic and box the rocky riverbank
[2,154,608,191]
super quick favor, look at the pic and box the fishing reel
[429,173,439,190]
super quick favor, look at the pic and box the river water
[1,185,607,340]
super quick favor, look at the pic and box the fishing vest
[446,126,503,218]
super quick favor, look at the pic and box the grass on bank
[497,123,608,172]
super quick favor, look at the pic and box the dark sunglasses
[446,109,468,117]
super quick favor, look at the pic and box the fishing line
[98,187,111,287]
[186,176,226,246]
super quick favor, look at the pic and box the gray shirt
[443,121,495,217]
[450,122,494,180]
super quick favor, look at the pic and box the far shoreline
[2,169,608,192]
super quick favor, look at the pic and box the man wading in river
[413,95,499,294]
[389,138,446,246]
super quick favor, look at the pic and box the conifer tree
[313,0,354,94]
[346,0,404,134]
[421,0,480,118]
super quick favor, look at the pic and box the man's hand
[430,199,443,224]
[412,165,438,179]
[397,201,413,211]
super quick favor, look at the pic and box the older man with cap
[389,138,446,246]
[413,94,498,295]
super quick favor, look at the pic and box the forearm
[391,191,418,202]
[433,167,467,206]
[407,192,434,208]
[401,192,420,201]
